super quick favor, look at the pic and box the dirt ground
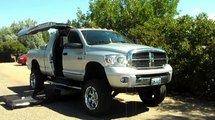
[0,62,214,120]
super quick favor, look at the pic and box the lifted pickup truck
[18,22,173,115]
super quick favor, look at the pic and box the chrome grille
[130,51,167,69]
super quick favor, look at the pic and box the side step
[47,78,82,90]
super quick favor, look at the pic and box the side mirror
[64,43,83,48]
[40,44,47,50]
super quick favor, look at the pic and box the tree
[12,19,46,49]
[87,0,179,34]
[18,33,45,49]
[42,31,50,43]
[0,18,46,62]
[128,13,215,99]
[0,41,27,61]
[70,8,97,28]
[0,27,18,42]
[0,19,45,49]
[10,18,37,34]
[150,0,179,18]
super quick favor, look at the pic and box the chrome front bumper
[105,64,173,88]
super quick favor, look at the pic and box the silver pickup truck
[18,22,172,115]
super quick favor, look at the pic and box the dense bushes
[0,19,47,62]
[0,41,27,62]
[128,14,215,99]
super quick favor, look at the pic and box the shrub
[0,41,27,62]
[128,14,215,99]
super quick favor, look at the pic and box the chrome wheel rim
[84,86,98,110]
[30,73,36,89]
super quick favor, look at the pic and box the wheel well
[31,60,40,70]
[84,62,109,84]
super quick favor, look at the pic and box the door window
[68,31,82,44]
[65,31,83,48]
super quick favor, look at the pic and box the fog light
[120,77,129,83]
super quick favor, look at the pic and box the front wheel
[82,79,112,115]
[138,85,166,106]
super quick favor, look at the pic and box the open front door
[18,22,72,76]
[62,30,84,80]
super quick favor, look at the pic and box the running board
[47,80,82,90]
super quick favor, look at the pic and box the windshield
[81,30,132,45]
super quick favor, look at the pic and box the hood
[87,43,155,54]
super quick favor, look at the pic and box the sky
[0,0,215,28]
[177,0,215,19]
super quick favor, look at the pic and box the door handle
[63,53,68,55]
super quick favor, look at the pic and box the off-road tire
[82,79,112,116]
[30,66,45,91]
[138,85,166,106]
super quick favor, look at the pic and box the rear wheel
[82,79,112,115]
[138,85,166,106]
[30,68,45,90]
[30,65,45,99]
[30,71,36,89]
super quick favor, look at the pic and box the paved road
[0,63,214,120]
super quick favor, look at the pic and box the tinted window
[68,31,82,44]
[81,30,132,45]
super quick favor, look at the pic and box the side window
[68,31,82,44]
[65,31,83,48]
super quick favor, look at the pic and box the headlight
[104,54,127,67]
